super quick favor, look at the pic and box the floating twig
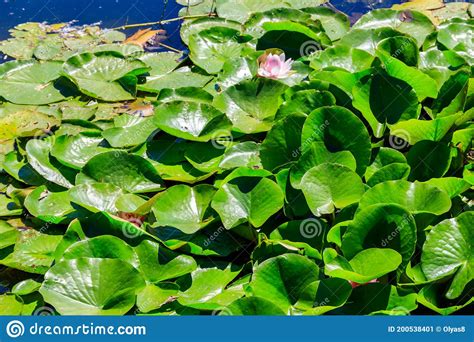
[113,13,217,30]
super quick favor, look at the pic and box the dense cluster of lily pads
[0,0,473,316]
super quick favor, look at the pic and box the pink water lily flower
[257,53,294,79]
[349,279,378,289]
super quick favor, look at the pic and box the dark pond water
[0,0,185,48]
[1,0,472,52]
[0,0,413,51]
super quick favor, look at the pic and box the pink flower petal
[265,54,282,69]
[258,52,293,80]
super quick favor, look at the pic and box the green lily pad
[178,0,215,16]
[419,48,465,88]
[323,248,402,283]
[301,163,365,216]
[290,142,357,189]
[244,8,313,39]
[152,184,216,234]
[353,9,435,46]
[216,0,328,23]
[277,89,336,119]
[145,137,212,184]
[294,277,353,315]
[0,107,60,140]
[333,283,399,315]
[189,27,244,74]
[389,114,460,146]
[152,224,247,257]
[0,194,22,217]
[269,219,328,259]
[421,212,473,299]
[221,297,286,315]
[91,43,143,56]
[1,6,471,318]
[81,151,164,193]
[55,99,97,121]
[257,21,331,60]
[420,177,470,199]
[0,220,19,249]
[353,72,420,138]
[260,113,306,171]
[376,37,438,101]
[0,294,30,315]
[62,235,138,267]
[365,148,410,186]
[0,60,68,105]
[102,115,158,148]
[213,79,288,133]
[417,283,474,315]
[139,67,213,93]
[219,141,262,170]
[370,286,418,316]
[63,51,149,101]
[302,7,350,42]
[407,141,451,182]
[154,101,232,142]
[0,35,37,60]
[437,22,474,65]
[139,52,183,76]
[40,258,145,315]
[11,279,42,296]
[367,164,411,187]
[177,262,243,310]
[302,106,371,175]
[310,45,374,73]
[211,175,284,229]
[337,27,405,55]
[181,17,242,45]
[342,204,417,272]
[51,133,111,169]
[26,139,76,189]
[134,240,197,283]
[0,228,62,274]
[432,69,470,117]
[249,254,319,313]
[366,148,407,178]
[137,283,179,313]
[24,186,74,223]
[157,87,214,104]
[62,212,154,249]
[359,180,452,215]
[69,183,124,213]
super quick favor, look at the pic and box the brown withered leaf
[125,28,167,47]
[118,100,155,117]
